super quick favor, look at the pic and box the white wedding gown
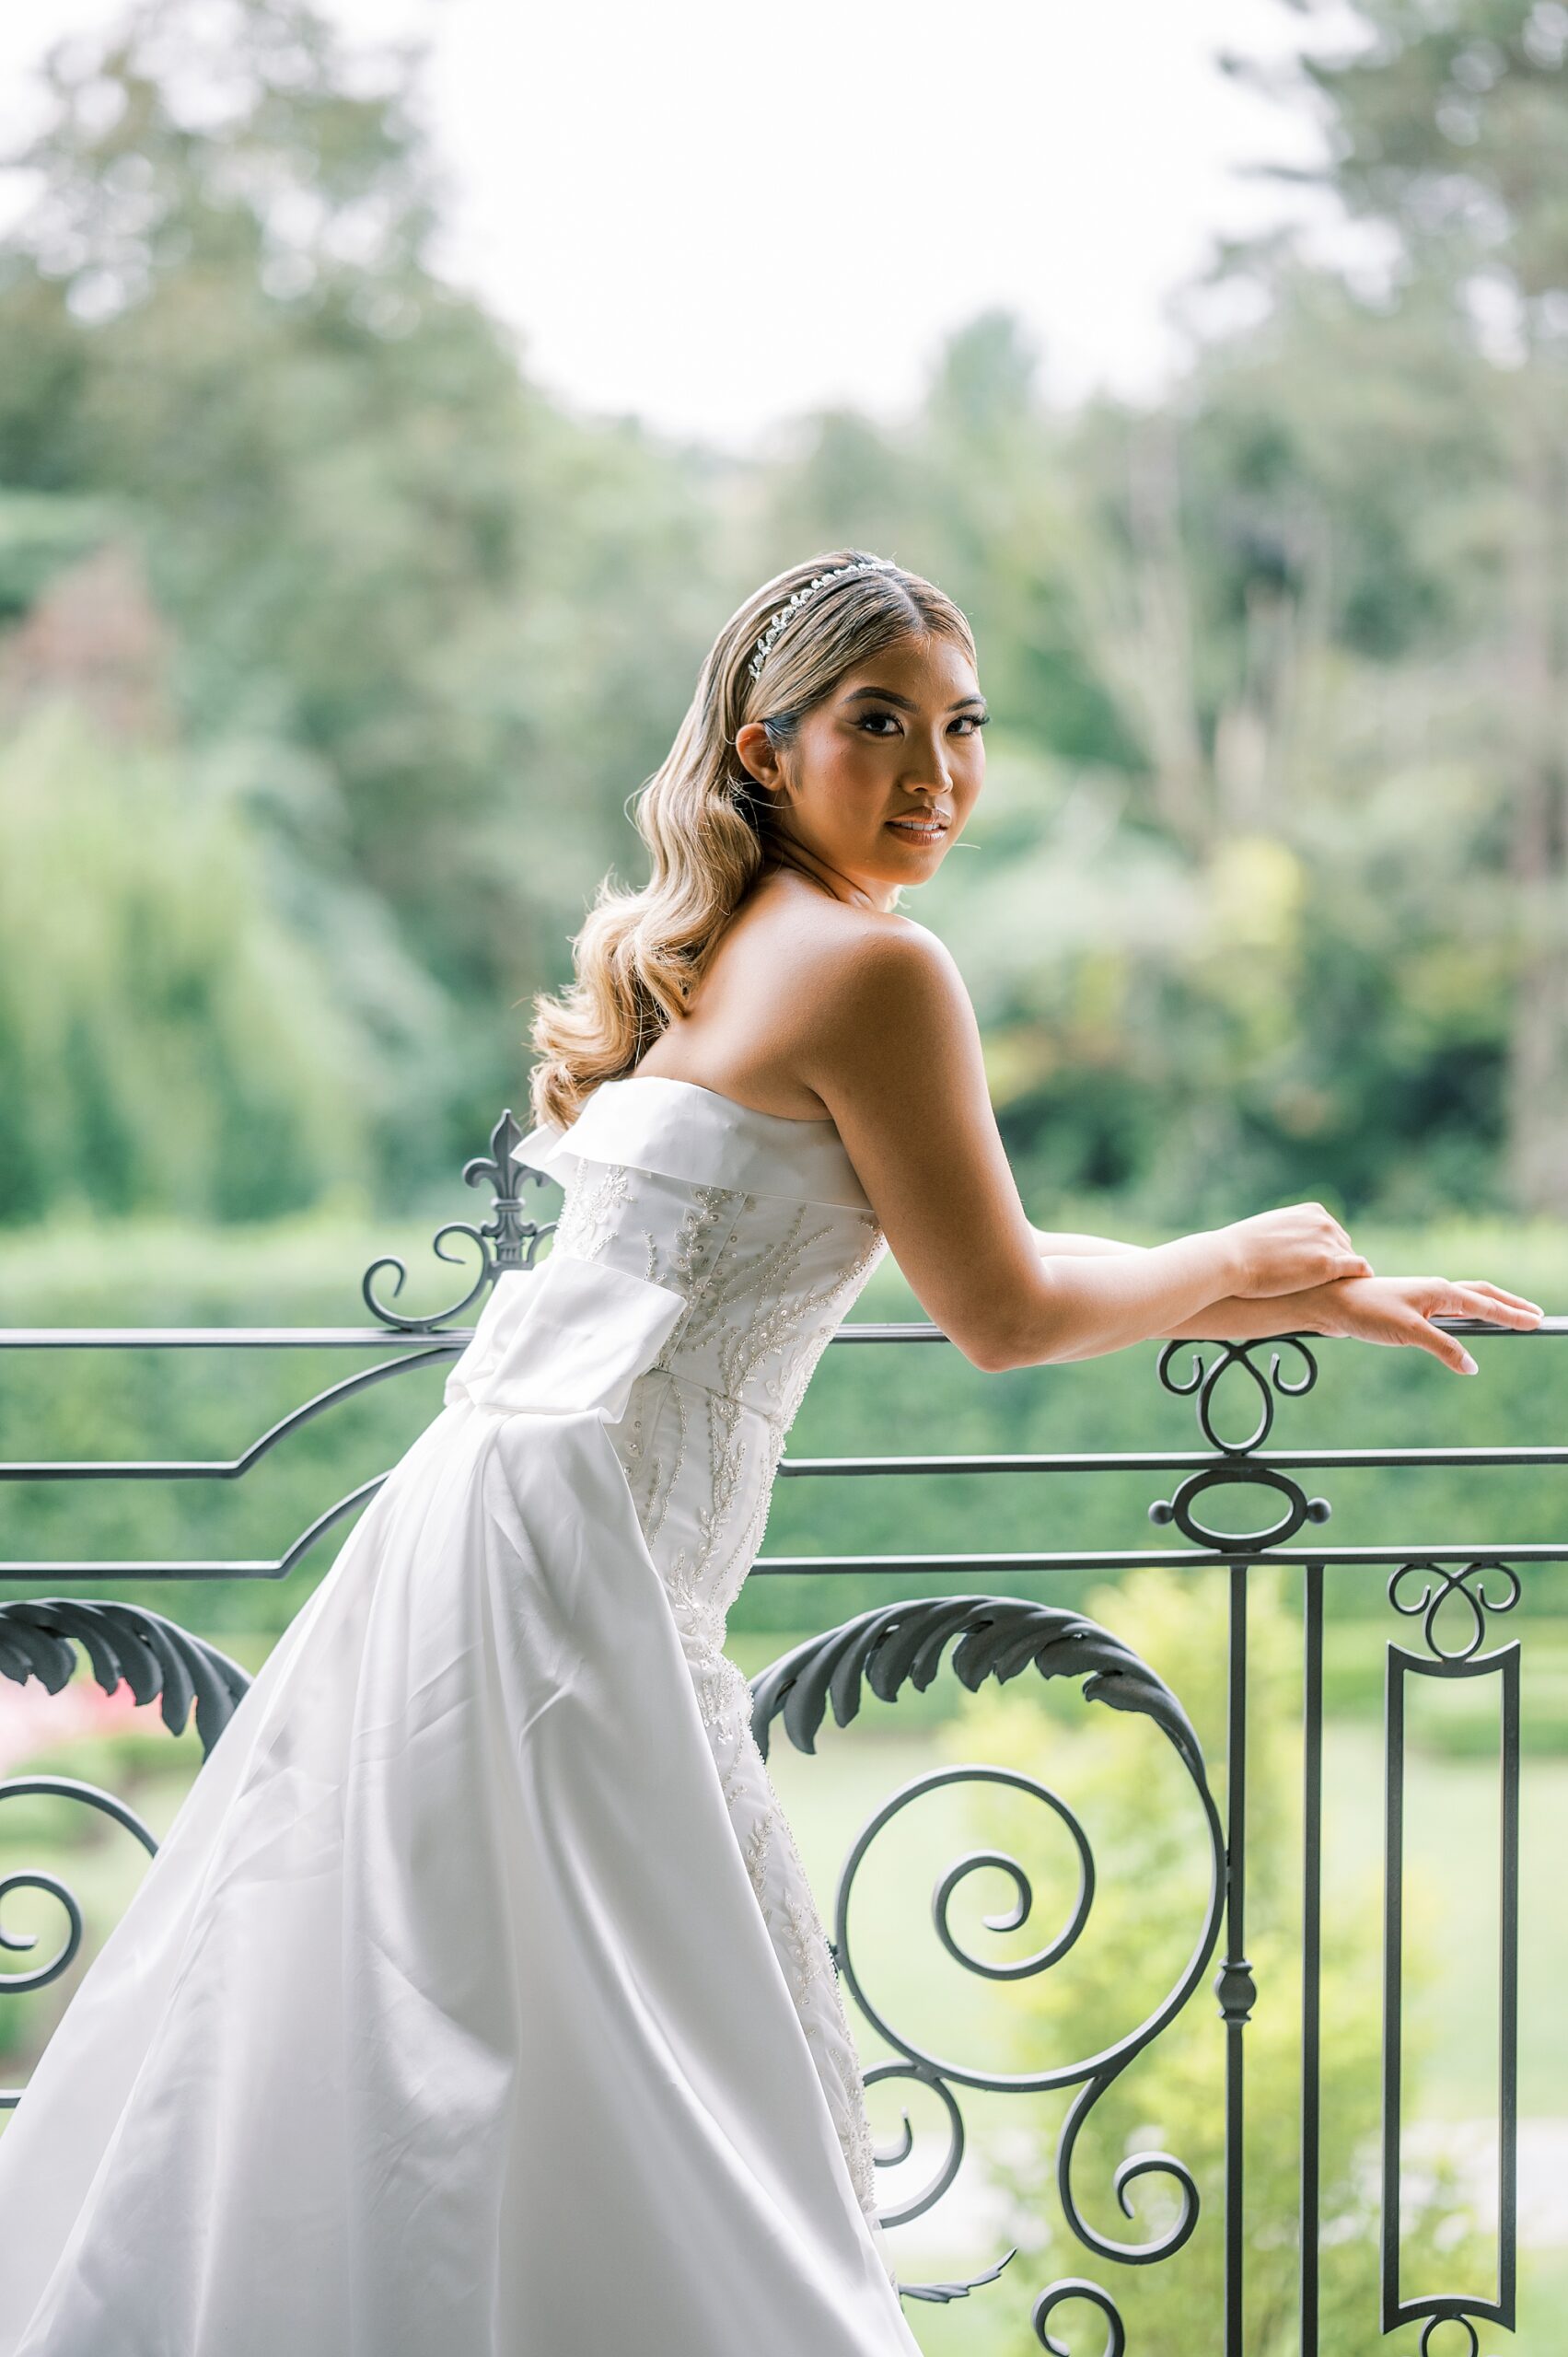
[0,1075,924,2354]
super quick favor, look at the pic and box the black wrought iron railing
[0,1110,1556,2352]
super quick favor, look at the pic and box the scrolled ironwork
[1032,2276,1127,2356]
[1053,2072,1202,2264]
[861,2054,966,2223]
[361,1108,557,1332]
[933,1809,1095,1981]
[0,1774,161,2107]
[832,1764,1104,2235]
[0,1608,246,2107]
[0,1858,82,1991]
[0,1778,157,1989]
[1388,1559,1521,1663]
[1156,1333,1318,1456]
[0,1600,250,1759]
[750,1596,1225,2277]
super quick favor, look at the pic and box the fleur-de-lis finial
[360,1109,556,1333]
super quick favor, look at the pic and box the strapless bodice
[443,1076,888,1670]
[517,1076,884,1656]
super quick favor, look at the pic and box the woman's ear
[733,720,784,794]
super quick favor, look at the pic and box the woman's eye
[856,712,990,735]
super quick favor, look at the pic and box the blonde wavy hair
[526,548,976,1132]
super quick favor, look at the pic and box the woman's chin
[874,833,947,874]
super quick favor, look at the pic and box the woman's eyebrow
[842,686,987,711]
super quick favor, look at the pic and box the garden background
[2,2,1566,2346]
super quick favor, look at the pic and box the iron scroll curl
[750,1595,1225,2315]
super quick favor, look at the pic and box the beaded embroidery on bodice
[558,1158,883,1655]
[507,1076,895,2259]
[517,1080,887,1653]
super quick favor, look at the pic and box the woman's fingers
[1411,1316,1479,1375]
[1445,1284,1543,1327]
[1409,1281,1544,1371]
[1339,1275,1544,1373]
[1453,1281,1544,1319]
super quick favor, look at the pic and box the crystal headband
[746,556,899,684]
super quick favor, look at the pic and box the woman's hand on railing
[1309,1272,1544,1375]
[1216,1202,1376,1299]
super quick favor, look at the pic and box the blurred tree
[1,0,1562,1237]
[1224,0,1568,1209]
[0,702,376,1225]
[1017,259,1515,1225]
[919,310,1144,772]
[0,493,454,1218]
[0,0,732,1202]
[0,0,540,944]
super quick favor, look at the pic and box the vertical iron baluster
[1499,1643,1519,2329]
[1381,1638,1406,2328]
[1216,1558,1257,2357]
[1300,1562,1323,2354]
[1382,1625,1519,2339]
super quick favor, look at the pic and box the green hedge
[2,1207,1565,1690]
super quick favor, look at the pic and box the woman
[0,552,1539,2354]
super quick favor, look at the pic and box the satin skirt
[0,1281,920,2352]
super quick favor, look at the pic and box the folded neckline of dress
[510,1075,875,1213]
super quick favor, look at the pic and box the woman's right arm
[794,923,1365,1374]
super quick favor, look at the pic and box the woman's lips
[885,817,949,841]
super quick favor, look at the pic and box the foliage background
[3,0,1567,1237]
[2,1,1565,2345]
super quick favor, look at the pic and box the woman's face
[734,631,987,911]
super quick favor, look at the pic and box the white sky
[0,0,1352,453]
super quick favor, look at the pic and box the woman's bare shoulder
[674,881,971,1117]
[724,891,978,1178]
[739,886,959,1028]
[773,903,966,1060]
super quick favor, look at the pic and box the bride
[0,551,1539,2353]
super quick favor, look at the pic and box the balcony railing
[0,1109,1557,2351]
